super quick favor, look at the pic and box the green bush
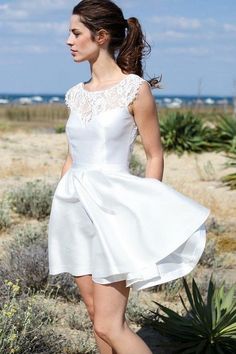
[55,124,66,133]
[8,180,55,220]
[146,275,236,353]
[208,115,236,153]
[159,111,212,155]
[0,280,66,354]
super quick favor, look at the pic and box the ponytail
[117,17,162,89]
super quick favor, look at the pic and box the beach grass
[0,103,234,133]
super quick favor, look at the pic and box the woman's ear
[96,29,110,45]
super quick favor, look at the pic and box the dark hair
[72,0,162,89]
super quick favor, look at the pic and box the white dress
[47,73,210,291]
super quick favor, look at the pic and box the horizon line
[0,92,234,98]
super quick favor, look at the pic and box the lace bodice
[65,74,147,125]
[64,74,148,170]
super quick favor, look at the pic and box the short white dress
[47,73,211,291]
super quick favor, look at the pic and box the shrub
[208,115,236,153]
[146,275,236,353]
[0,280,66,354]
[159,278,186,299]
[126,292,150,325]
[8,179,55,219]
[159,111,212,155]
[0,222,80,302]
[199,239,224,268]
[68,304,93,331]
[55,124,65,133]
[0,199,11,230]
[47,273,80,302]
[129,153,145,177]
[206,217,227,235]
[0,223,49,297]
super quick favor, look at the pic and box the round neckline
[81,74,133,93]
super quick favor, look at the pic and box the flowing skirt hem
[48,224,206,292]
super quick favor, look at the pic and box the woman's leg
[93,280,153,354]
[74,275,117,354]
[93,332,117,354]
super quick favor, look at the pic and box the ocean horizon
[0,93,233,108]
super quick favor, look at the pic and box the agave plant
[208,114,236,153]
[160,111,212,155]
[147,275,236,353]
[221,153,236,190]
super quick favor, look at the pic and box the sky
[0,0,235,96]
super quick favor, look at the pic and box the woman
[47,1,211,353]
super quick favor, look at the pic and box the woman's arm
[61,143,73,178]
[132,82,164,181]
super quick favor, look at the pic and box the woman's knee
[93,320,111,342]
[93,316,125,342]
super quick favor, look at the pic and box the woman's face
[67,15,99,62]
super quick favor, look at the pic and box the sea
[0,93,233,109]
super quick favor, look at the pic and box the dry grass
[216,235,236,252]
[1,160,51,178]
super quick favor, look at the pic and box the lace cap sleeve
[65,84,80,111]
[121,75,149,107]
[65,88,72,110]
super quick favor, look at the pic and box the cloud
[151,16,201,30]
[155,30,190,40]
[0,0,74,22]
[2,21,68,35]
[0,44,51,54]
[151,16,236,42]
[118,0,136,9]
[0,4,9,10]
[148,30,207,43]
[164,46,211,56]
[223,23,236,32]
[20,0,69,8]
[0,2,29,20]
[159,44,235,60]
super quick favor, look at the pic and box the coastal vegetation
[0,104,235,353]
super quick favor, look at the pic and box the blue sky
[0,0,235,96]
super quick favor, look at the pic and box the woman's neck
[88,53,125,85]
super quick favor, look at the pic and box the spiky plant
[221,153,236,190]
[208,114,236,153]
[160,111,212,155]
[147,275,236,353]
